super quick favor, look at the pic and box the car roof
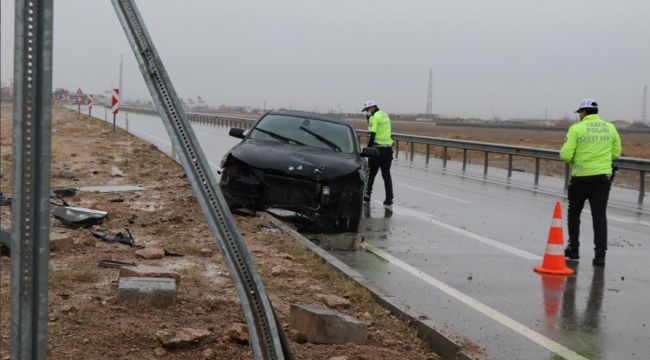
[263,110,352,127]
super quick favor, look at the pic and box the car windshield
[249,114,355,154]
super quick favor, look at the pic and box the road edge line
[269,218,487,360]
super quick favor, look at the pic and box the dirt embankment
[0,106,443,359]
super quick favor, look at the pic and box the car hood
[228,139,361,181]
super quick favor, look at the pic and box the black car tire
[335,191,362,232]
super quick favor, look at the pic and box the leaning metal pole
[10,0,53,359]
[110,1,291,359]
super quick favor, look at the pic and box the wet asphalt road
[89,107,650,360]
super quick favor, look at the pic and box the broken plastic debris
[91,228,143,248]
[98,259,137,268]
[54,206,108,228]
[77,185,143,193]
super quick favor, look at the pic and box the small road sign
[73,88,85,104]
[88,95,93,117]
[112,88,120,115]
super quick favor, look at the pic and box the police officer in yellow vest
[560,99,622,266]
[362,100,394,209]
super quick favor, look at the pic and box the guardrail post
[483,152,489,178]
[410,142,414,161]
[395,140,400,159]
[11,1,53,357]
[125,112,129,132]
[534,158,540,186]
[507,154,513,181]
[462,148,467,172]
[443,146,448,168]
[564,163,570,192]
[640,171,646,205]
[425,144,430,165]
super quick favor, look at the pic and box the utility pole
[426,68,433,115]
[119,54,124,109]
[643,84,647,124]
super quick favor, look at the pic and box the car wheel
[335,192,362,233]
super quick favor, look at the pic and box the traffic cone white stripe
[544,244,565,256]
[551,219,562,228]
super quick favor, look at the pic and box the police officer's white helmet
[575,99,598,113]
[362,100,378,112]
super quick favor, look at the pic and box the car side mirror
[360,147,379,158]
[229,127,245,139]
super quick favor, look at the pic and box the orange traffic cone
[534,201,574,275]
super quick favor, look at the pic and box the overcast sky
[2,1,649,121]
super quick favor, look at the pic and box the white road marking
[361,242,588,360]
[395,182,472,204]
[378,201,542,260]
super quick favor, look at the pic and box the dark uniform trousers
[366,146,394,202]
[567,174,611,258]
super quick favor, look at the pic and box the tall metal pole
[426,68,433,115]
[10,0,53,358]
[119,54,124,108]
[642,84,647,124]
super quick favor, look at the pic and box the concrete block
[289,304,367,344]
[119,265,181,286]
[117,277,177,308]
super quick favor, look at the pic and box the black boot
[592,257,605,266]
[564,244,580,260]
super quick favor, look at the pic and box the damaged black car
[219,110,377,232]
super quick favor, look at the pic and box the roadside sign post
[88,95,93,117]
[112,88,119,131]
[73,88,85,113]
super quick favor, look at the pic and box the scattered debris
[50,233,74,252]
[156,328,213,349]
[135,247,165,260]
[54,206,108,228]
[60,304,78,315]
[318,294,352,309]
[77,185,143,193]
[0,193,11,206]
[98,259,137,268]
[91,228,142,248]
[59,169,75,178]
[199,248,213,257]
[224,323,249,344]
[163,249,183,257]
[51,187,77,197]
[0,226,11,256]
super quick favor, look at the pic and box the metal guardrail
[10,0,53,358]
[122,108,650,206]
[362,130,649,205]
[112,1,291,359]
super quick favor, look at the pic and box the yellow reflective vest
[368,110,393,146]
[560,114,622,177]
